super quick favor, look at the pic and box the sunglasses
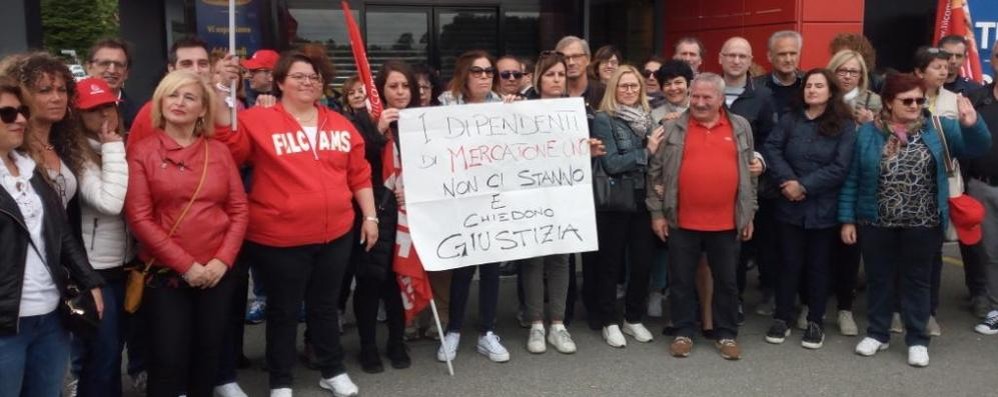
[898,97,927,106]
[499,71,524,80]
[641,69,658,79]
[0,106,29,124]
[469,66,495,78]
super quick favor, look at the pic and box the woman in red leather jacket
[124,70,248,397]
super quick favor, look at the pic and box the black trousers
[145,271,239,397]
[668,227,741,339]
[217,256,250,385]
[246,233,353,388]
[595,210,655,326]
[353,269,404,350]
[739,198,780,296]
[775,223,836,326]
[860,225,939,347]
[832,237,861,311]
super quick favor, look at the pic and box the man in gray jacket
[647,72,758,360]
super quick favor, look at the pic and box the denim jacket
[591,111,650,189]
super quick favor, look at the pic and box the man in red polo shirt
[647,72,757,360]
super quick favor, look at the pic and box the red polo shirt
[677,111,738,231]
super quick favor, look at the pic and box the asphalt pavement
[126,244,998,396]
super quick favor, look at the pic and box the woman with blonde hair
[125,70,249,397]
[590,65,664,348]
[827,50,882,124]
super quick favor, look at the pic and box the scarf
[616,105,654,137]
[878,117,924,158]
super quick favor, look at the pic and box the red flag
[935,0,983,82]
[384,138,432,323]
[341,1,383,119]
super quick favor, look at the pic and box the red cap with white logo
[75,77,118,110]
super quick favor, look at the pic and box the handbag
[24,238,101,336]
[592,157,636,212]
[930,115,972,242]
[124,140,210,313]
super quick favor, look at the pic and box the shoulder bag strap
[930,115,956,175]
[141,140,211,273]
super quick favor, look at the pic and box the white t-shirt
[47,160,77,209]
[303,126,318,157]
[1,152,60,317]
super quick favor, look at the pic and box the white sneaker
[436,332,460,362]
[269,388,293,397]
[526,326,546,354]
[622,322,654,342]
[908,346,929,367]
[647,291,664,317]
[796,307,809,330]
[855,337,889,356]
[602,325,627,348]
[130,372,148,394]
[476,332,510,362]
[319,373,359,397]
[838,310,859,336]
[214,382,248,397]
[64,377,78,397]
[890,312,904,333]
[547,325,577,354]
[926,316,941,336]
[616,284,626,299]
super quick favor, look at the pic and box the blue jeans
[72,277,125,397]
[447,263,500,333]
[0,311,72,396]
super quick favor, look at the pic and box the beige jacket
[645,111,758,231]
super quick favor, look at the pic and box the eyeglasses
[898,97,927,106]
[641,69,658,79]
[0,106,29,123]
[553,51,587,63]
[288,73,322,83]
[925,47,952,57]
[469,67,495,78]
[91,59,127,70]
[499,71,524,80]
[618,83,641,92]
[601,59,619,68]
[836,68,862,78]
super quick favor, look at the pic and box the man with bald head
[719,36,778,320]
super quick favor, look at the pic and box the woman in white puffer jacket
[69,77,132,397]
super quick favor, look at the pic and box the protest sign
[398,98,598,271]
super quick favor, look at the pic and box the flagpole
[428,298,454,376]
[228,0,237,126]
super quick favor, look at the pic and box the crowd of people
[1,26,997,397]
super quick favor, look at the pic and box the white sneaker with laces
[436,332,460,362]
[269,388,292,397]
[526,326,546,354]
[908,345,929,367]
[602,324,627,348]
[477,331,510,362]
[855,337,889,356]
[975,311,998,335]
[319,373,359,397]
[214,382,248,397]
[837,310,858,336]
[622,322,654,342]
[547,325,577,354]
[647,291,664,317]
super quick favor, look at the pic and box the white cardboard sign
[397,97,599,271]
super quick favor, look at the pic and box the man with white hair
[556,35,605,109]
[753,30,803,118]
[647,72,758,360]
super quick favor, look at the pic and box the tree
[40,0,119,60]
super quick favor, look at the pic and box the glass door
[364,6,431,73]
[434,7,499,79]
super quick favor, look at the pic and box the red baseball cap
[949,195,985,245]
[75,77,118,110]
[242,49,279,71]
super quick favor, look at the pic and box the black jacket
[729,78,778,197]
[348,112,397,281]
[763,111,856,229]
[0,170,104,335]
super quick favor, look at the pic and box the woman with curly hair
[4,52,94,210]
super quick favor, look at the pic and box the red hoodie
[213,103,372,247]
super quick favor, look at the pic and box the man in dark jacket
[938,35,983,95]
[966,50,998,327]
[753,31,803,119]
[720,37,779,316]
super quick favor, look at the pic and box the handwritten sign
[398,98,598,271]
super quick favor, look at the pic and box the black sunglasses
[641,69,658,79]
[899,97,927,106]
[499,71,524,80]
[469,66,496,78]
[539,50,566,59]
[0,106,29,124]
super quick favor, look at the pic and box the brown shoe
[670,336,693,358]
[715,338,741,360]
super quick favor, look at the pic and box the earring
[195,116,204,133]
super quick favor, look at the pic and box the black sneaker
[358,347,384,374]
[801,321,825,349]
[975,311,998,335]
[386,342,412,369]
[765,320,790,344]
[737,303,745,326]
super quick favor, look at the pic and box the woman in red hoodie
[124,70,249,397]
[214,51,375,397]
